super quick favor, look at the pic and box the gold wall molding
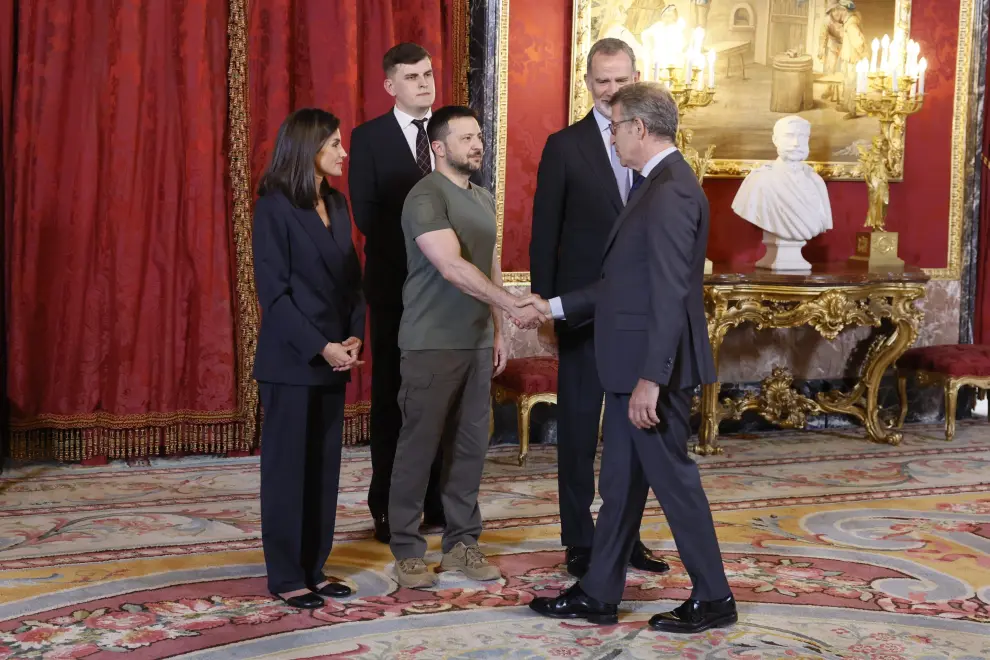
[498,0,978,283]
[494,0,511,265]
[452,0,471,105]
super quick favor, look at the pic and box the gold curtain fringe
[9,409,242,431]
[344,401,371,416]
[9,422,248,462]
[10,402,374,460]
[343,410,370,446]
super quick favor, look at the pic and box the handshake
[506,293,553,329]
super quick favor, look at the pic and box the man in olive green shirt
[398,170,497,351]
[388,106,546,588]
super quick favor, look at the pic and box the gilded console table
[693,264,929,455]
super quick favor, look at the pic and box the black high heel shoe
[270,591,323,609]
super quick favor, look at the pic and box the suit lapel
[383,111,421,175]
[575,112,623,214]
[293,203,346,287]
[602,151,685,257]
[327,194,352,256]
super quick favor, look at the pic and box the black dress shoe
[422,508,446,528]
[270,591,323,609]
[649,595,737,634]
[308,580,353,598]
[629,541,670,574]
[529,583,618,624]
[565,546,592,578]
[373,513,390,544]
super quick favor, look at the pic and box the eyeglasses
[609,118,637,135]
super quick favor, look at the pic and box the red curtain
[5,1,241,459]
[1,0,466,459]
[247,0,465,436]
[975,27,990,344]
[1,0,14,460]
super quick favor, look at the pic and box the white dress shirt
[592,107,614,154]
[548,146,680,320]
[593,107,632,201]
[393,106,435,170]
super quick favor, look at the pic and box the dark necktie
[629,172,645,197]
[411,118,432,176]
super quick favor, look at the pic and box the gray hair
[609,82,679,141]
[586,38,636,76]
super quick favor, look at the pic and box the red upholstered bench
[492,357,559,465]
[896,345,990,441]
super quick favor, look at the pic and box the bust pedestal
[755,231,811,271]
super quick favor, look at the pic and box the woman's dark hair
[257,108,340,208]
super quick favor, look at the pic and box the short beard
[449,155,482,176]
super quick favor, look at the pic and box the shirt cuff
[549,297,566,320]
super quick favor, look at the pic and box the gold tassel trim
[10,409,242,431]
[9,422,246,462]
[227,0,261,447]
[9,401,373,460]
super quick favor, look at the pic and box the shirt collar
[640,146,679,178]
[592,107,612,135]
[393,106,432,129]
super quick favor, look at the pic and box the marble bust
[732,116,833,271]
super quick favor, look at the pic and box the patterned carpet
[1,422,989,659]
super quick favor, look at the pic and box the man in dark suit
[530,38,667,579]
[350,43,445,542]
[524,82,736,634]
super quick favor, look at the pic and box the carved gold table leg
[819,318,918,446]
[692,305,726,456]
[895,371,909,429]
[693,381,724,455]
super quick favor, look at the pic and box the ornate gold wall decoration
[494,0,512,266]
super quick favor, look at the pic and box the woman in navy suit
[253,109,366,609]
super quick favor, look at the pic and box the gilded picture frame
[568,0,913,181]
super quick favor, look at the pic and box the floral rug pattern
[1,422,989,658]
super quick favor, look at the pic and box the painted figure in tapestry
[581,0,900,174]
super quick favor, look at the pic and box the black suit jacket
[252,188,366,386]
[348,111,423,308]
[561,151,716,393]
[530,111,624,305]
